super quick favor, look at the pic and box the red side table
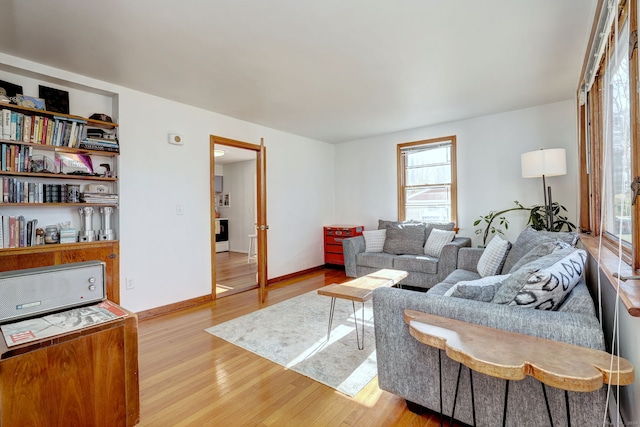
[323,225,364,265]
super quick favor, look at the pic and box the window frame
[397,135,458,225]
[579,0,639,270]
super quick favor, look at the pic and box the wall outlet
[126,278,135,290]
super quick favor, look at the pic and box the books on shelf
[80,192,118,204]
[0,109,90,148]
[0,215,37,249]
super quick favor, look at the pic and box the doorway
[210,135,268,301]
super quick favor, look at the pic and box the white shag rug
[205,290,377,397]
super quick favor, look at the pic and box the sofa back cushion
[501,227,579,274]
[382,222,426,255]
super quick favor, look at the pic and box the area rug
[205,290,377,397]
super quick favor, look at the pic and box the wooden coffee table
[318,269,407,349]
[404,309,634,427]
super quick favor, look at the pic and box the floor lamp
[521,148,567,230]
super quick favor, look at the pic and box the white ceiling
[0,0,596,144]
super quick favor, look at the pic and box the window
[397,136,457,224]
[579,0,639,268]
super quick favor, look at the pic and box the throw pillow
[424,228,455,257]
[443,274,512,302]
[492,247,578,304]
[508,249,586,310]
[425,222,455,240]
[383,222,427,255]
[476,235,512,277]
[501,226,579,274]
[507,241,559,273]
[363,229,386,253]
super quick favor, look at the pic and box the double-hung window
[397,136,457,224]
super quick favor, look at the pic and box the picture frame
[38,85,69,114]
[0,80,23,104]
[16,94,46,110]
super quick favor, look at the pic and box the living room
[0,0,638,425]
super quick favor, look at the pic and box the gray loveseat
[373,228,609,426]
[343,220,471,290]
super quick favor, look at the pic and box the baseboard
[137,294,213,321]
[266,265,325,285]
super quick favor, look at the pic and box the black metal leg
[352,300,365,350]
[327,297,336,340]
[565,390,571,427]
[469,368,476,427]
[450,363,462,426]
[502,380,509,427]
[541,382,553,425]
[438,350,443,427]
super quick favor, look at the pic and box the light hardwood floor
[215,251,258,296]
[137,267,457,426]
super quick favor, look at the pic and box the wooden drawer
[325,252,344,265]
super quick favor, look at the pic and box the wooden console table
[318,269,407,349]
[0,303,139,427]
[404,309,634,426]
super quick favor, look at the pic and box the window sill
[579,233,640,317]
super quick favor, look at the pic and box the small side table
[404,309,634,427]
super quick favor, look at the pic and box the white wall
[218,159,256,253]
[0,53,335,313]
[334,100,578,246]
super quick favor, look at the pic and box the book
[22,115,32,143]
[2,109,11,140]
[1,216,8,248]
[8,215,16,248]
[10,111,17,141]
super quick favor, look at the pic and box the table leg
[438,350,443,427]
[565,390,571,427]
[327,297,336,340]
[541,382,553,425]
[352,300,365,350]
[469,369,476,427]
[450,363,463,426]
[502,380,509,427]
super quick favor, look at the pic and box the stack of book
[81,192,119,204]
[78,128,119,153]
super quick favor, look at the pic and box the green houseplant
[474,200,576,246]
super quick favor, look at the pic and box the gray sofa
[342,220,472,290]
[373,228,609,426]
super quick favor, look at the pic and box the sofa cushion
[356,252,395,269]
[363,229,386,253]
[508,241,559,273]
[501,227,579,274]
[508,249,586,310]
[442,268,482,285]
[383,222,426,255]
[477,235,511,277]
[423,228,455,257]
[393,255,438,275]
[443,274,512,302]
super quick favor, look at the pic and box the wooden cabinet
[324,225,364,265]
[0,241,120,303]
[0,304,139,427]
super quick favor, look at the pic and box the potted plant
[474,200,576,246]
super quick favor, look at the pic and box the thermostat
[168,134,184,145]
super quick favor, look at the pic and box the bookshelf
[0,84,121,302]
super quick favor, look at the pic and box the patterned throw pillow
[363,229,386,253]
[423,228,455,257]
[443,274,512,302]
[508,249,586,310]
[476,235,512,277]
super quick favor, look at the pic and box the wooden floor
[215,251,258,296]
[137,267,456,426]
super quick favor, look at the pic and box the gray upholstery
[372,227,606,427]
[343,235,471,290]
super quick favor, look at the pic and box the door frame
[210,135,267,301]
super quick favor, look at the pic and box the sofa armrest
[342,235,365,277]
[437,237,472,281]
[457,247,485,272]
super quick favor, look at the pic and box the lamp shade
[521,148,566,178]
